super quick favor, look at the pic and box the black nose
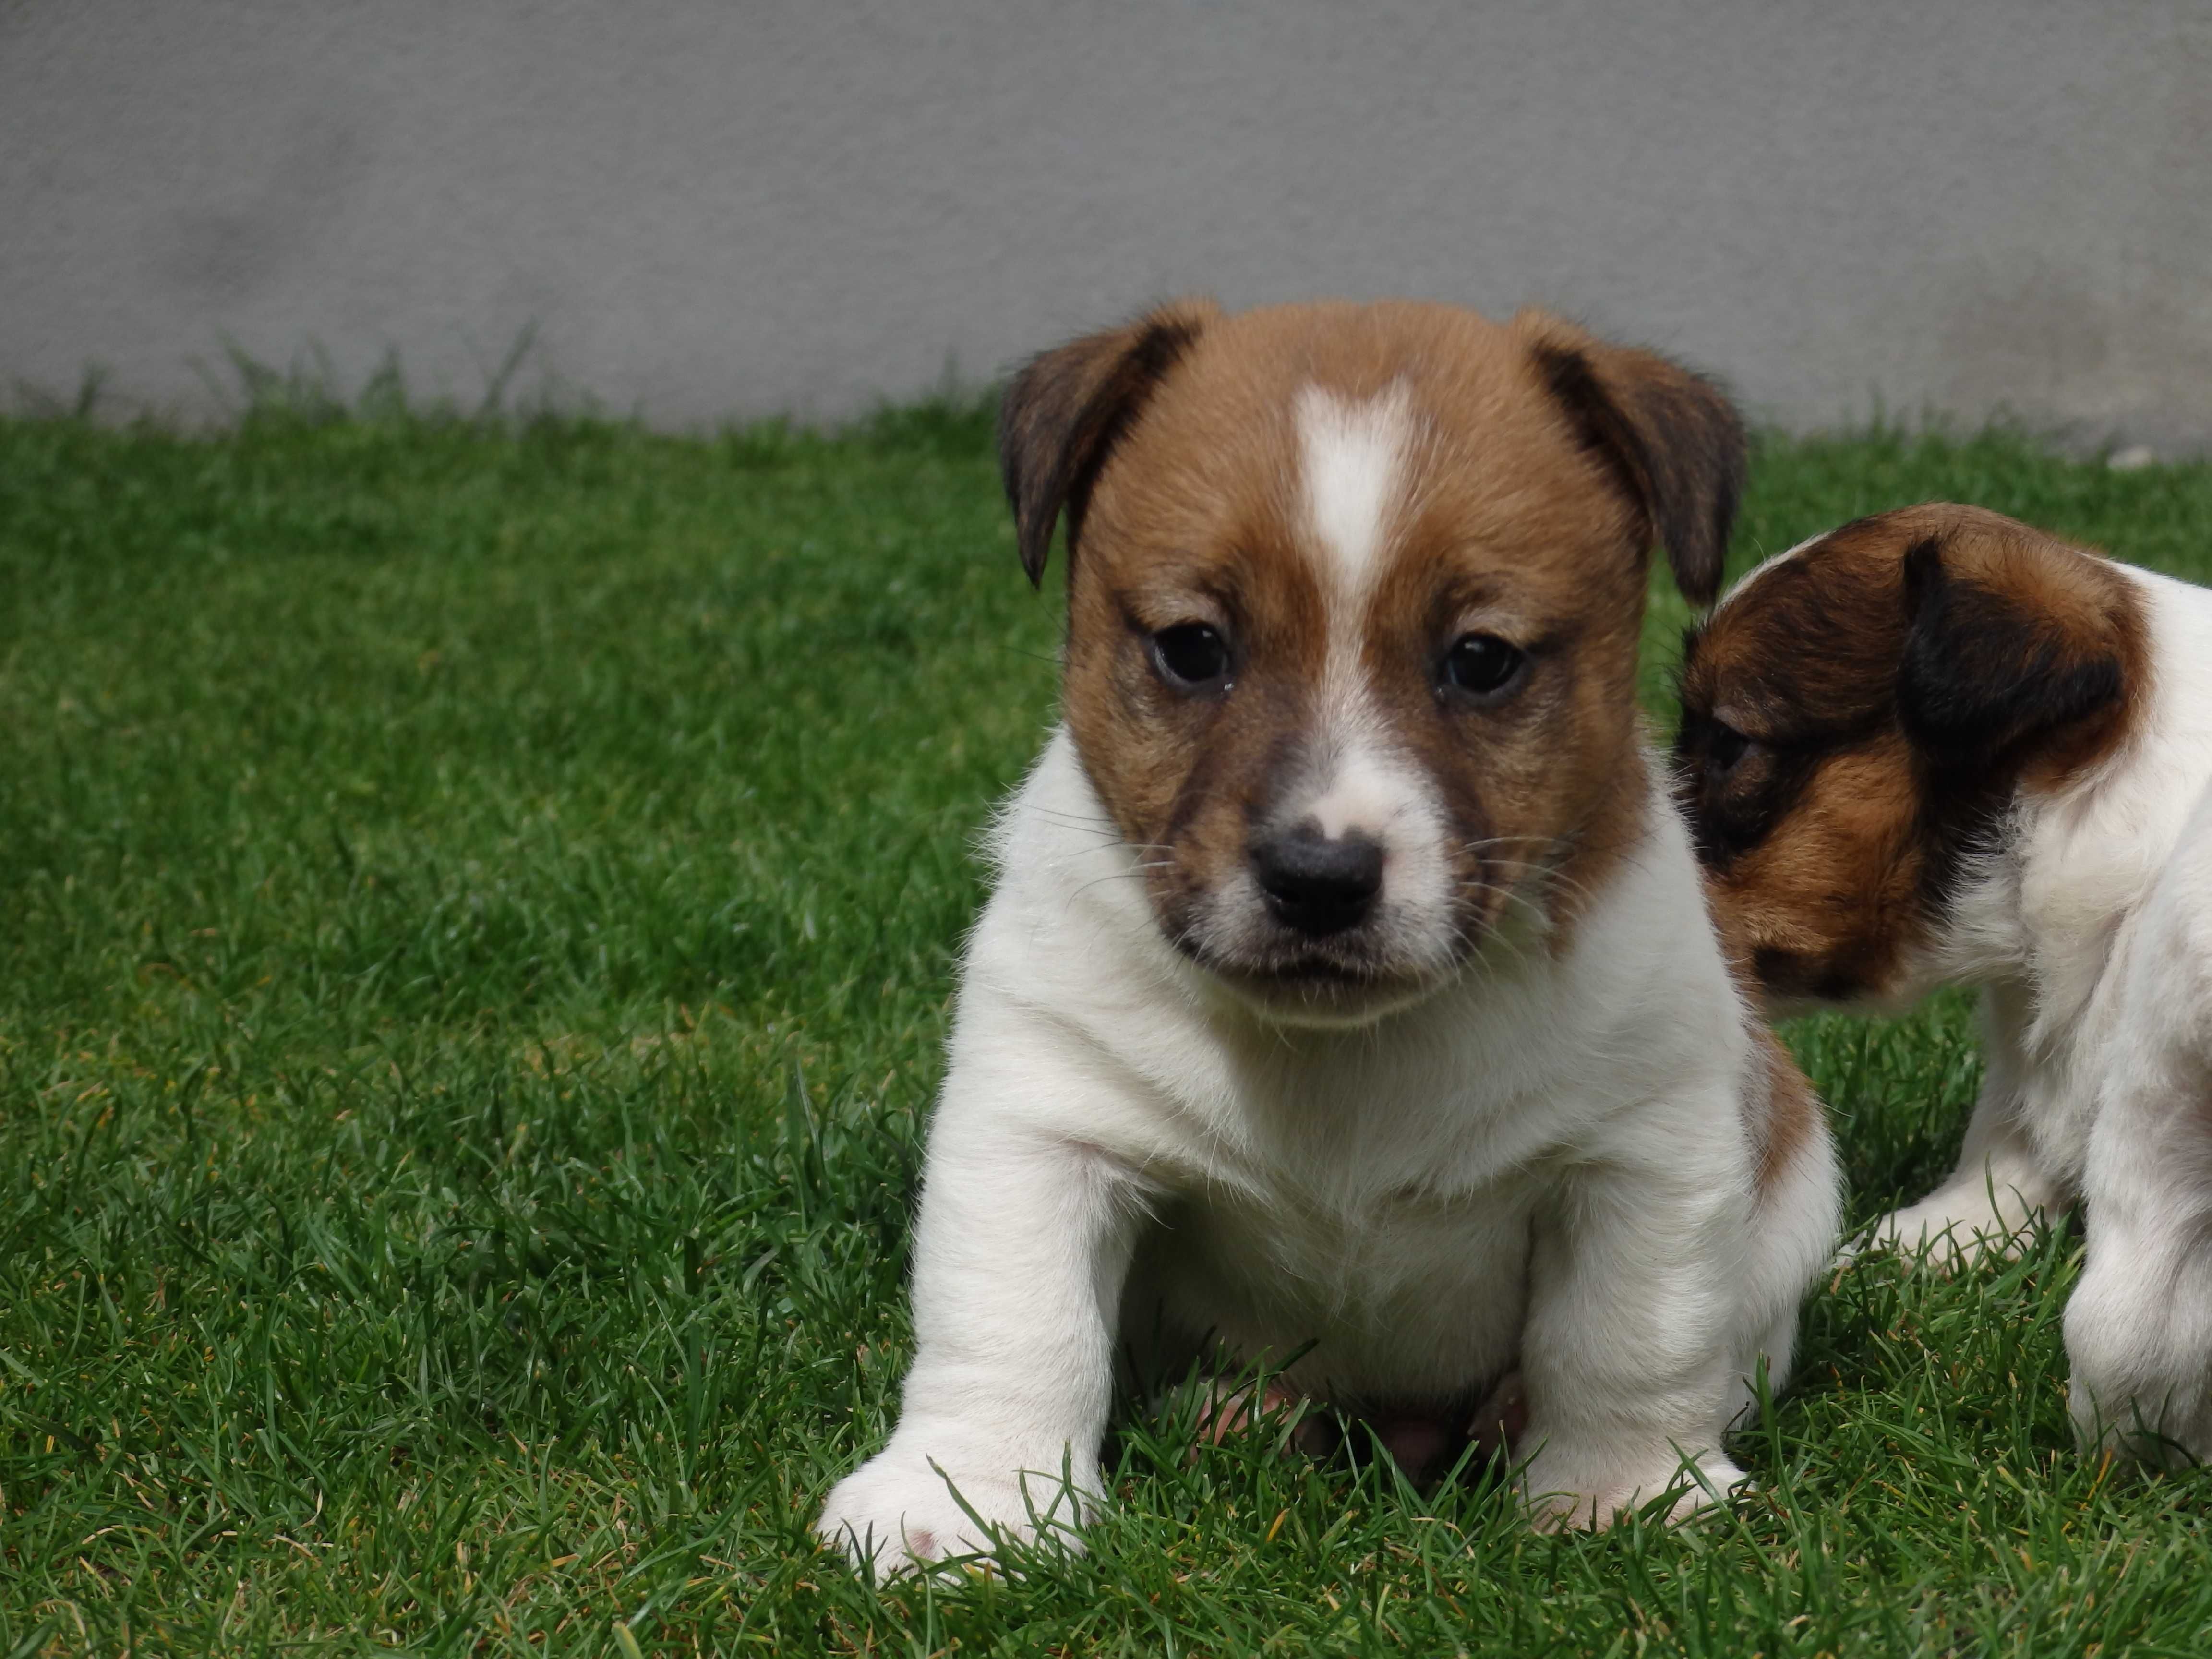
[1251,827,1384,938]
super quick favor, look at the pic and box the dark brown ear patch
[997,298,1218,586]
[1529,335,1745,606]
[1897,535,2125,763]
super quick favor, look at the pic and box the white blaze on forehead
[1295,383,1414,608]
[1280,382,1445,911]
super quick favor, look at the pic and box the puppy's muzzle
[1251,826,1384,938]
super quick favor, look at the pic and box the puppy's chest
[1139,1147,1543,1392]
[1187,1169,1535,1298]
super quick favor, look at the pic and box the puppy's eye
[1706,721,1754,776]
[1150,623,1231,692]
[1440,633,1527,699]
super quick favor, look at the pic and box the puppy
[1675,503,2212,1463]
[817,298,1839,1574]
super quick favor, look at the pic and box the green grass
[3,401,2212,1658]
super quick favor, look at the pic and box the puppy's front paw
[1519,1448,1744,1531]
[2065,1262,2212,1469]
[815,1444,1096,1576]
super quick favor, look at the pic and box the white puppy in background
[817,297,1840,1574]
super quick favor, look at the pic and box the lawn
[4,398,2212,1657]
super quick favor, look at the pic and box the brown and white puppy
[817,299,1839,1574]
[1676,503,2212,1463]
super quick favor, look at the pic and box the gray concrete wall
[5,0,2210,446]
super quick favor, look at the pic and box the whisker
[1062,852,1178,907]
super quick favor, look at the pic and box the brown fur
[1749,1028,1818,1199]
[1677,505,2150,1005]
[999,298,1746,992]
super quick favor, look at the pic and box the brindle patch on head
[1001,299,1748,1017]
[1676,505,2150,1008]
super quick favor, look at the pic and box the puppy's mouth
[1205,945,1405,989]
[1202,954,1443,1026]
[1167,915,1463,1026]
[1751,951,1922,1020]
[1747,944,1850,1008]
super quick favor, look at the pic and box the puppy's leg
[1515,1096,1776,1529]
[1727,1091,1842,1428]
[2066,850,2212,1466]
[2068,1108,2212,1467]
[817,1069,1143,1576]
[1867,992,2063,1268]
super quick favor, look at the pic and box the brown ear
[1516,313,1746,607]
[998,298,1218,586]
[1896,528,2132,764]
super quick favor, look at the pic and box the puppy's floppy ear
[1896,530,2128,762]
[998,298,1219,587]
[1516,312,1746,607]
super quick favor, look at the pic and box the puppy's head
[1674,505,2148,1010]
[1000,298,1744,1026]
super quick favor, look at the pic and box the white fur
[815,729,1839,1571]
[1297,383,1411,606]
[1834,563,2212,1462]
